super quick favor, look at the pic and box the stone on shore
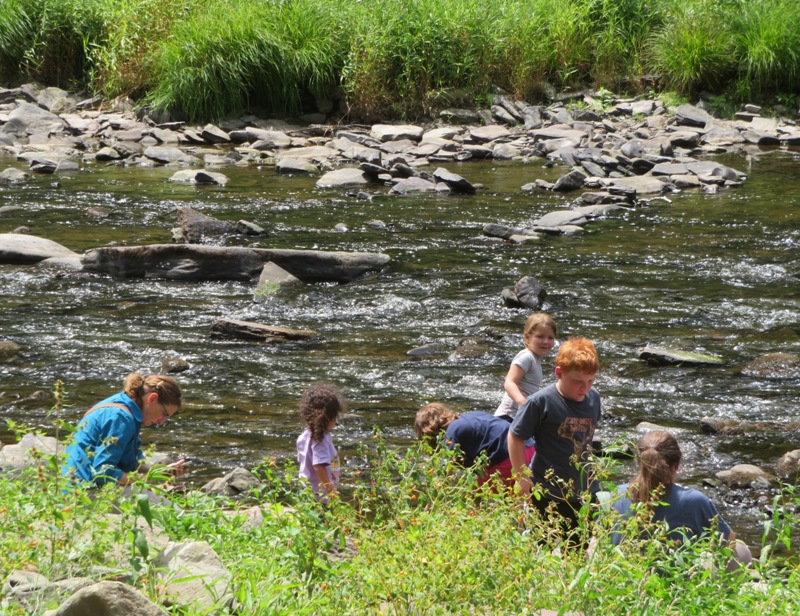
[47,580,168,616]
[210,318,317,343]
[2,101,66,136]
[371,124,424,142]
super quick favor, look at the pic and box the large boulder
[81,244,390,283]
[1,102,66,136]
[201,467,262,497]
[154,541,232,612]
[0,433,61,470]
[0,233,80,264]
[47,581,167,616]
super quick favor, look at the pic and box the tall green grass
[1,0,800,119]
[730,0,800,98]
[144,0,346,121]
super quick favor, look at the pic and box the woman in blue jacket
[62,373,184,487]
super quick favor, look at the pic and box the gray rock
[651,162,689,176]
[0,340,21,360]
[143,146,201,165]
[176,207,236,243]
[370,124,424,142]
[2,102,66,136]
[483,223,522,239]
[200,124,230,144]
[513,276,547,310]
[201,467,262,497]
[245,127,291,147]
[154,541,232,612]
[210,318,317,343]
[0,233,79,264]
[491,104,518,125]
[440,108,483,124]
[48,581,167,616]
[601,175,667,195]
[160,357,191,374]
[777,449,800,480]
[686,160,742,182]
[0,167,29,183]
[469,125,510,143]
[276,157,318,174]
[0,433,61,469]
[390,177,437,194]
[235,220,264,235]
[492,143,520,160]
[316,168,369,188]
[254,262,301,299]
[195,170,228,185]
[637,346,725,366]
[715,464,773,488]
[95,146,122,161]
[432,167,476,194]
[740,352,800,379]
[533,210,588,227]
[82,244,390,283]
[674,103,714,128]
[407,343,447,357]
[552,169,587,192]
[700,417,742,435]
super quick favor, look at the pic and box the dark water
[1,147,798,546]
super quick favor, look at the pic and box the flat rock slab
[637,346,725,367]
[82,244,390,283]
[370,124,423,142]
[210,318,317,342]
[0,233,79,264]
[316,168,369,188]
[601,175,667,195]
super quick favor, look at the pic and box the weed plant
[3,0,800,118]
[2,415,800,615]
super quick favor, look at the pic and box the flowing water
[1,147,798,545]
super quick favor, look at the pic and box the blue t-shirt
[445,411,533,467]
[509,383,601,501]
[62,392,144,486]
[611,483,732,545]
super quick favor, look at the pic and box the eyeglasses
[159,401,171,422]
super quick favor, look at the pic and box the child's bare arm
[313,464,335,495]
[508,432,532,496]
[504,364,528,407]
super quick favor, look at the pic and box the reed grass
[1,0,800,120]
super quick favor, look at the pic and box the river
[1,147,798,546]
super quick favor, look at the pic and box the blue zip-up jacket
[62,392,144,486]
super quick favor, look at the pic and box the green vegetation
[1,0,799,121]
[3,408,800,615]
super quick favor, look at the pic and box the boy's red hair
[556,337,599,374]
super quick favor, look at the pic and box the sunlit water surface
[1,148,798,546]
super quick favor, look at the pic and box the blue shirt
[611,483,732,545]
[445,411,533,467]
[62,392,144,486]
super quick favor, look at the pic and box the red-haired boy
[508,336,601,531]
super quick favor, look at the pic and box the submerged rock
[740,352,800,379]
